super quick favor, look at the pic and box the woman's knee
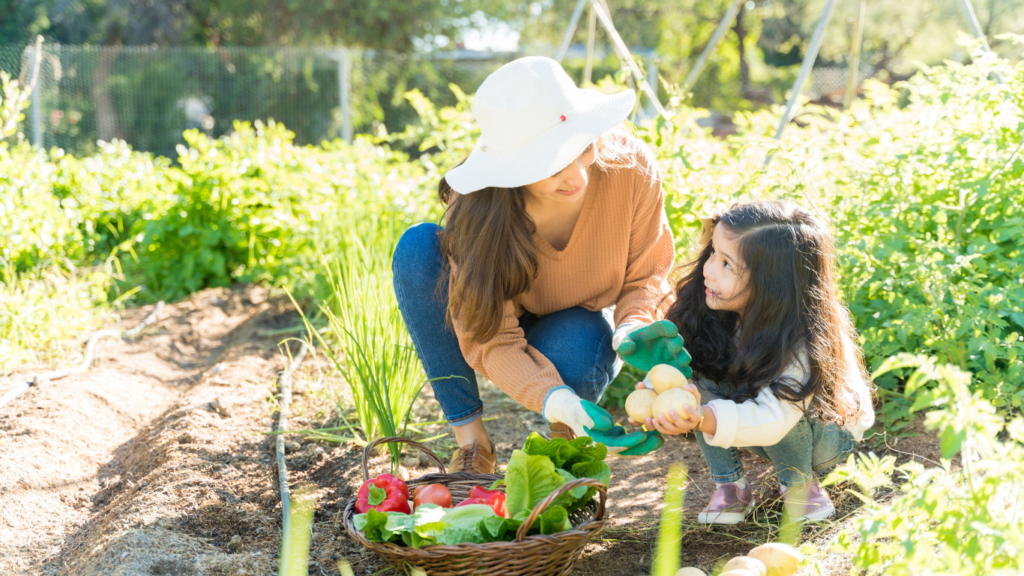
[560,357,618,402]
[543,309,618,401]
[393,223,443,290]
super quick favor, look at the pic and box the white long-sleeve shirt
[646,335,874,449]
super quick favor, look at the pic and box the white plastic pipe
[681,0,745,97]
[589,0,669,119]
[556,0,590,63]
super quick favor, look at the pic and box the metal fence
[0,43,874,158]
[0,45,517,158]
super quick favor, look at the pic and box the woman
[392,56,690,474]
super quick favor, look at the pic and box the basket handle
[514,478,607,542]
[361,436,448,481]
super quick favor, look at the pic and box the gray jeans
[693,378,854,487]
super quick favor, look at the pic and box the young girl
[628,200,874,523]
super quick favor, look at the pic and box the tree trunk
[92,28,122,143]
[732,4,751,99]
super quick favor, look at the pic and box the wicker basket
[344,436,607,576]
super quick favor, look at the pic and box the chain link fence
[0,45,516,158]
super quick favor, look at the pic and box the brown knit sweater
[451,145,675,412]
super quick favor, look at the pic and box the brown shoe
[447,440,497,474]
[548,422,576,441]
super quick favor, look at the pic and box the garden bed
[0,285,944,576]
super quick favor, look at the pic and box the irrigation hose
[0,302,165,410]
[275,341,309,541]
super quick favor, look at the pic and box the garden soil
[0,285,943,576]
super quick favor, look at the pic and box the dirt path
[0,284,941,576]
[0,285,299,575]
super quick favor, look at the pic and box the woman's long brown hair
[665,200,871,427]
[438,125,644,342]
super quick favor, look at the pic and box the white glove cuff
[542,386,576,422]
[611,321,648,350]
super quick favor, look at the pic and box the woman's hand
[626,381,705,435]
[614,320,693,376]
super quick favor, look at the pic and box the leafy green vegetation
[295,227,427,471]
[3,42,1021,420]
[0,261,123,373]
[825,353,1024,574]
[1,42,1022,572]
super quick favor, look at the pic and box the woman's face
[703,225,749,314]
[522,142,597,205]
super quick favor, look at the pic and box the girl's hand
[645,404,702,435]
[626,381,704,434]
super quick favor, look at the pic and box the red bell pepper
[456,485,506,517]
[355,474,411,514]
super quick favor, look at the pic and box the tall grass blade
[652,461,688,576]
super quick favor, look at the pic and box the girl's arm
[626,382,803,447]
[626,381,717,436]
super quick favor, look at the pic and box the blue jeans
[392,223,622,426]
[693,378,855,487]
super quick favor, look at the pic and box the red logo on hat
[560,115,566,122]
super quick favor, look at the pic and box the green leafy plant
[0,259,131,373]
[632,39,1024,429]
[651,462,688,576]
[824,353,1024,574]
[295,227,425,472]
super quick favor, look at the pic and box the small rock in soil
[285,441,302,453]
[401,456,421,469]
[227,534,243,552]
[209,397,232,417]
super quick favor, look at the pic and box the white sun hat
[444,56,637,194]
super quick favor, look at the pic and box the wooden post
[956,0,1003,83]
[29,45,42,148]
[763,0,839,171]
[338,49,352,143]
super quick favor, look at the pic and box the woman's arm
[452,299,564,413]
[613,147,676,329]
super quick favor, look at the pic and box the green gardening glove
[617,430,664,457]
[578,400,647,453]
[584,423,649,452]
[614,320,693,377]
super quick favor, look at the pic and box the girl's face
[523,142,597,205]
[703,225,749,314]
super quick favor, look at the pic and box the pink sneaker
[698,483,755,525]
[780,481,835,522]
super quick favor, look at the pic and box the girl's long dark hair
[666,200,869,427]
